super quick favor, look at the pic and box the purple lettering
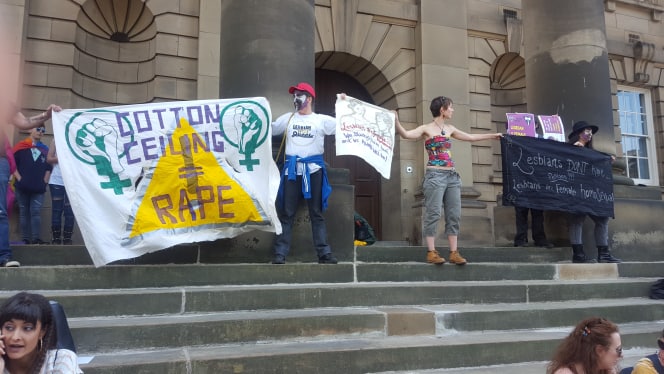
[123,141,140,165]
[204,104,221,125]
[196,186,214,219]
[115,112,133,136]
[153,109,167,130]
[178,189,196,222]
[187,106,203,126]
[141,137,158,161]
[168,136,182,156]
[217,185,234,218]
[152,195,177,224]
[192,132,209,153]
[211,131,224,152]
[133,110,152,133]
[170,107,183,127]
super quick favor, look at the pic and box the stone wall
[8,0,664,247]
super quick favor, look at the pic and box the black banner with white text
[501,135,614,217]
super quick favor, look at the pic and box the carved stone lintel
[605,0,617,12]
[633,41,655,84]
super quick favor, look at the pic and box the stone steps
[0,278,656,317]
[78,322,660,374]
[63,298,662,355]
[3,243,662,373]
[10,243,661,265]
[1,261,661,290]
[368,347,653,374]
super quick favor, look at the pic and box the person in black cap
[567,121,621,264]
[270,82,345,265]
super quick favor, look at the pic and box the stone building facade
[2,0,663,248]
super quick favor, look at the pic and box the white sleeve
[44,349,83,374]
[320,114,336,135]
[272,112,293,136]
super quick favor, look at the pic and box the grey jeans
[422,169,461,237]
[568,213,609,246]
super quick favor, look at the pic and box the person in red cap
[271,82,342,264]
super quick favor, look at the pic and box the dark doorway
[315,69,382,239]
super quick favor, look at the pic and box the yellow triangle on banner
[128,118,264,238]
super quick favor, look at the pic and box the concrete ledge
[556,263,619,280]
[70,308,387,353]
[378,307,435,336]
[356,263,557,282]
[433,299,664,332]
[0,264,355,290]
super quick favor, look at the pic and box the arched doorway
[315,69,383,239]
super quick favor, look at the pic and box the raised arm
[12,104,62,130]
[449,125,501,142]
[394,111,426,140]
[47,140,58,165]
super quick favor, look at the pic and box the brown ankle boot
[426,250,446,264]
[448,250,467,265]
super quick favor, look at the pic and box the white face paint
[293,94,308,111]
[580,128,593,142]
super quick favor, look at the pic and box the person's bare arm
[12,104,62,130]
[47,141,58,164]
[449,125,502,142]
[394,111,426,140]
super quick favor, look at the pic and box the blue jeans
[49,184,75,233]
[15,188,44,242]
[0,158,10,261]
[273,170,331,258]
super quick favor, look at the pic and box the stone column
[219,0,315,116]
[523,0,614,154]
[0,0,26,140]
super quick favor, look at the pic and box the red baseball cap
[288,82,316,98]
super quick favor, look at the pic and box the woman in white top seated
[0,292,82,374]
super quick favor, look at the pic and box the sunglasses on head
[36,127,46,133]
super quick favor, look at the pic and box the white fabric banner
[335,95,395,179]
[52,98,281,266]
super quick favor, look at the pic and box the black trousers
[514,206,547,245]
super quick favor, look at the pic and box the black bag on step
[650,279,664,300]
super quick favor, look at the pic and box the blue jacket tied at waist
[278,154,332,211]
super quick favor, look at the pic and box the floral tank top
[425,135,454,167]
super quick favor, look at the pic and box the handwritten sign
[538,114,566,142]
[506,113,536,137]
[501,135,614,217]
[335,96,395,179]
[52,98,281,266]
